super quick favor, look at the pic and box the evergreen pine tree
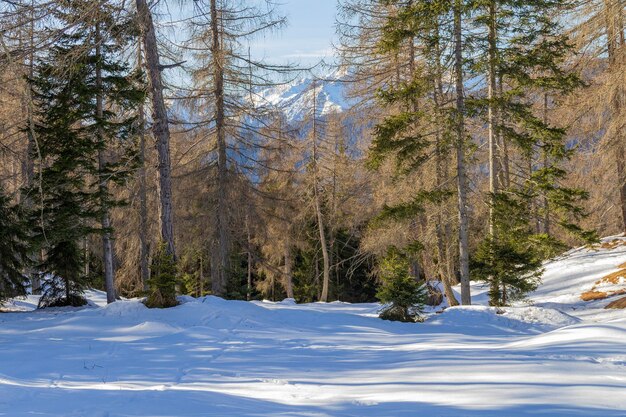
[0,187,29,304]
[28,1,143,308]
[367,0,454,301]
[377,249,427,323]
[469,0,597,304]
[471,193,543,306]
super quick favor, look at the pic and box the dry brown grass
[605,296,626,309]
[580,267,626,301]
[581,289,626,302]
[597,269,626,285]
[619,262,626,269]
[580,290,609,301]
[599,239,626,250]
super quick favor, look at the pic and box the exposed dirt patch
[605,296,626,309]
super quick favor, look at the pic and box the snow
[1,238,626,416]
[253,73,355,122]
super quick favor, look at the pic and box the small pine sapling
[377,250,427,322]
[472,193,544,306]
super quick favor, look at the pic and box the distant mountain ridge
[253,71,355,123]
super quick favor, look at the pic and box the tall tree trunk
[246,214,252,301]
[95,22,116,304]
[136,43,150,292]
[542,93,551,235]
[432,20,459,307]
[311,81,331,302]
[210,0,230,296]
[138,96,150,291]
[529,154,541,234]
[487,0,498,237]
[604,0,626,235]
[454,0,471,305]
[315,188,330,302]
[135,0,176,257]
[498,74,511,189]
[20,5,40,294]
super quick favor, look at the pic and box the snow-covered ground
[1,239,626,416]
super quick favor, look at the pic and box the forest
[0,0,624,316]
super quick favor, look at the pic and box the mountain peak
[254,71,354,123]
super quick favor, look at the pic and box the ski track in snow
[1,238,626,416]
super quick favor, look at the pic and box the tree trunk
[316,191,330,302]
[210,0,230,296]
[604,0,626,235]
[246,215,252,301]
[498,74,511,190]
[138,99,150,291]
[454,0,471,305]
[21,7,40,294]
[432,21,459,307]
[487,0,498,237]
[95,22,116,304]
[135,0,176,258]
[135,43,150,292]
[311,81,331,302]
[542,94,551,235]
[284,238,294,299]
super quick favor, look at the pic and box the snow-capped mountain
[253,71,356,123]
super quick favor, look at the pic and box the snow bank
[2,237,626,416]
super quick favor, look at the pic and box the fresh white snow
[1,238,626,416]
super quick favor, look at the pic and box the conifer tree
[377,249,427,322]
[469,0,596,304]
[0,187,29,304]
[28,0,143,307]
[366,0,459,305]
[472,193,543,305]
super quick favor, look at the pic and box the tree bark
[284,237,294,299]
[431,20,459,307]
[487,0,498,237]
[135,0,176,258]
[138,92,150,291]
[311,81,331,302]
[210,0,230,296]
[95,22,116,304]
[136,40,150,292]
[246,214,252,301]
[542,94,551,235]
[604,0,626,235]
[454,0,471,305]
[20,5,40,294]
[498,74,511,189]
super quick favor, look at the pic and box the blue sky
[252,0,338,69]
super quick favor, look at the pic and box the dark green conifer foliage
[472,193,543,306]
[469,0,597,304]
[0,188,29,304]
[368,0,454,275]
[28,1,144,308]
[377,250,427,322]
[146,242,179,308]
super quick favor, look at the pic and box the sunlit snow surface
[1,238,626,416]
